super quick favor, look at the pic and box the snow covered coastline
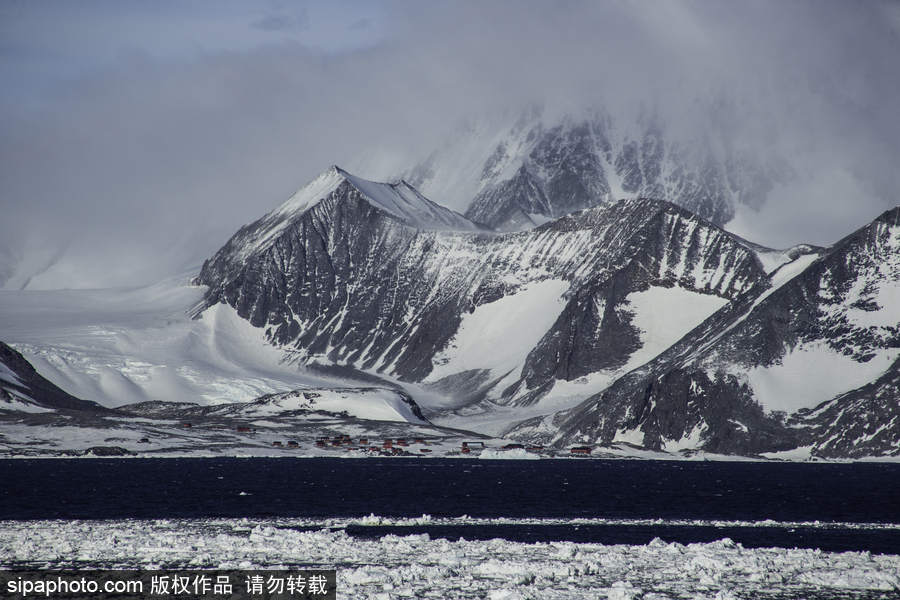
[1,518,897,599]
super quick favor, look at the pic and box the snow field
[1,519,897,598]
[478,448,539,460]
[0,282,337,409]
[745,342,900,414]
[426,279,570,383]
[623,286,729,373]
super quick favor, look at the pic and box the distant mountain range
[191,166,900,459]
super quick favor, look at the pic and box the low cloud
[1,0,897,288]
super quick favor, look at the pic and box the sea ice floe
[0,519,897,599]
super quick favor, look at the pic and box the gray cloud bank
[1,0,898,289]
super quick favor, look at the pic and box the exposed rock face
[547,207,900,458]
[465,166,549,231]
[793,356,900,459]
[395,106,794,231]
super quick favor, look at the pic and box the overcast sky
[1,0,899,289]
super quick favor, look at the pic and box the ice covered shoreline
[1,518,897,599]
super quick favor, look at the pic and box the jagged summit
[353,104,798,232]
[202,166,486,267]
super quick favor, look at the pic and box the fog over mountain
[0,1,898,290]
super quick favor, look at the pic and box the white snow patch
[426,280,569,382]
[663,424,705,453]
[613,428,646,447]
[844,271,900,329]
[251,389,427,424]
[753,249,795,274]
[745,342,900,414]
[0,394,53,413]
[760,446,815,461]
[623,286,729,371]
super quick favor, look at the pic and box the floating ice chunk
[479,448,539,460]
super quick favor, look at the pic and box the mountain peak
[192,167,490,310]
[268,166,486,233]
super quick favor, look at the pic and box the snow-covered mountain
[352,103,793,232]
[4,162,898,459]
[189,166,899,458]
[537,206,900,457]
[194,168,769,414]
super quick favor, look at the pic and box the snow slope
[425,279,570,384]
[0,277,347,408]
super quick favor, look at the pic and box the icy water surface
[2,458,900,599]
[2,457,899,554]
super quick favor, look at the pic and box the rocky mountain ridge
[191,167,899,458]
[194,168,771,408]
[538,207,900,457]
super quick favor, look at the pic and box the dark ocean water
[2,457,898,554]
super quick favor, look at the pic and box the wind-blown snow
[0,363,24,387]
[340,170,482,232]
[1,519,897,598]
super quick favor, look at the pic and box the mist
[1,0,898,289]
